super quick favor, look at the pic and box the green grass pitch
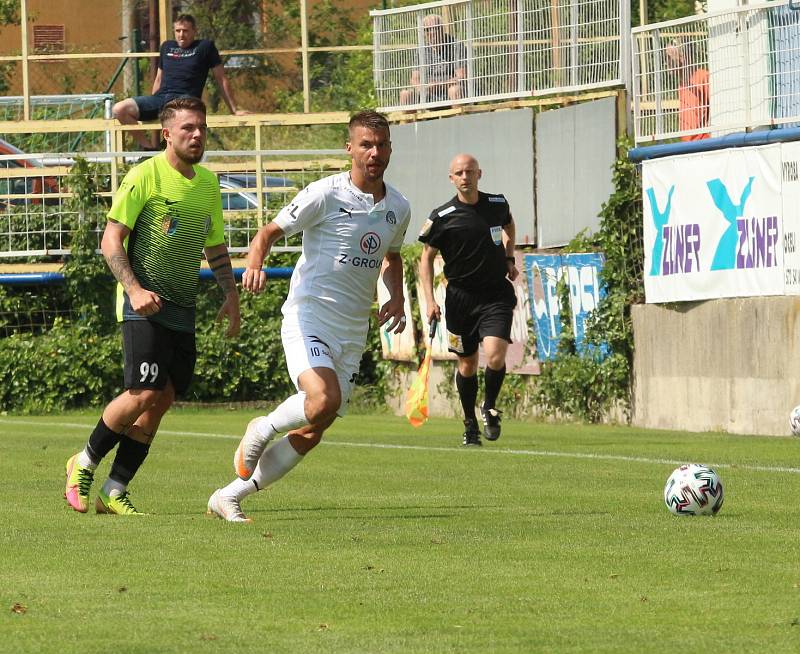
[3,409,800,653]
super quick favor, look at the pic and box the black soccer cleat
[480,405,502,441]
[462,418,482,447]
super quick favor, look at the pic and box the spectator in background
[399,14,466,106]
[665,41,710,141]
[112,13,249,150]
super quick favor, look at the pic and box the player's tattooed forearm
[210,259,236,295]
[106,253,138,290]
[206,252,229,265]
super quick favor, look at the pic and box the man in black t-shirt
[418,154,518,446]
[112,14,248,149]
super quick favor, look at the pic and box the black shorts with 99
[122,320,197,395]
[444,281,516,357]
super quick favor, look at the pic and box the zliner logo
[360,232,381,255]
[707,177,754,270]
[647,185,701,276]
[645,185,674,276]
[736,215,778,269]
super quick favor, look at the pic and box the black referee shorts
[121,320,197,395]
[444,282,516,357]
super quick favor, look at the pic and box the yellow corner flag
[405,319,438,427]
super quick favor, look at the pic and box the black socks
[455,371,478,421]
[86,419,124,465]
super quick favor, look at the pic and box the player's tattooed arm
[205,245,237,297]
[100,219,162,315]
[101,221,137,290]
[205,244,240,337]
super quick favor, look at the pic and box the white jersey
[273,172,411,344]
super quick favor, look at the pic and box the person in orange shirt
[666,43,710,141]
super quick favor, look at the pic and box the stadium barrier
[372,0,629,112]
[631,0,800,144]
[0,138,351,260]
[0,267,294,286]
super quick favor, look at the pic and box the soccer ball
[663,464,724,516]
[789,405,800,436]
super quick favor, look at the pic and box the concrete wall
[632,297,800,436]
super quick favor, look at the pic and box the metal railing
[631,0,800,144]
[371,0,628,112]
[0,149,350,259]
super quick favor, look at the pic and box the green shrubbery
[0,320,122,413]
[535,140,644,422]
[0,145,645,422]
[0,158,396,413]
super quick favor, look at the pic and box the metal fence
[371,0,628,112]
[631,0,800,144]
[0,149,350,260]
[0,0,372,117]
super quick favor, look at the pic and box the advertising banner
[642,146,783,303]
[525,253,606,362]
[782,141,800,295]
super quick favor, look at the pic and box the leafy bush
[535,140,644,422]
[190,279,292,402]
[0,320,122,413]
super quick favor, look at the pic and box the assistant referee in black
[418,153,518,446]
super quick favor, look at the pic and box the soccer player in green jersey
[64,96,240,515]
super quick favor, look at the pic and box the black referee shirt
[418,191,512,293]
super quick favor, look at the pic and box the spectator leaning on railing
[400,14,466,106]
[112,13,249,150]
[665,41,710,141]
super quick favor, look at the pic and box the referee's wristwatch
[506,256,515,262]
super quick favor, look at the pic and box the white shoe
[206,489,252,523]
[234,417,275,481]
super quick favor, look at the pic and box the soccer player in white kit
[208,111,411,522]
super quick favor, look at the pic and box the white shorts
[281,320,364,417]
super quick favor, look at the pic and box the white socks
[252,436,303,488]
[218,393,309,502]
[221,436,303,500]
[265,392,309,435]
[78,448,98,469]
[101,479,126,496]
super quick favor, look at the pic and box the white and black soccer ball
[789,405,800,436]
[663,463,724,516]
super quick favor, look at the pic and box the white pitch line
[3,417,800,475]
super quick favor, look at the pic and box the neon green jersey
[108,153,224,333]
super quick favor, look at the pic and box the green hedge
[0,320,122,413]
[0,273,393,413]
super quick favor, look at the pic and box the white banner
[781,141,800,295]
[643,145,783,303]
